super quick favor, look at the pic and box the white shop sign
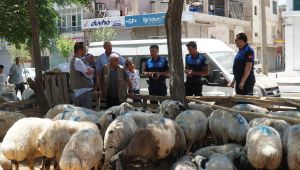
[81,17,125,30]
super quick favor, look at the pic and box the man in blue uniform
[144,45,169,103]
[185,41,208,96]
[230,33,256,95]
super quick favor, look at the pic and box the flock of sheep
[0,99,300,170]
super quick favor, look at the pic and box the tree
[8,44,31,63]
[0,0,90,115]
[91,27,117,42]
[56,36,75,62]
[165,0,187,106]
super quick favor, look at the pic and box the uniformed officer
[230,33,256,95]
[184,41,208,96]
[144,45,169,103]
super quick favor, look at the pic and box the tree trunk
[28,0,50,115]
[165,0,187,106]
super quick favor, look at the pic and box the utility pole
[260,0,268,75]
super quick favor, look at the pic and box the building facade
[244,0,284,71]
[80,0,250,49]
[283,0,300,71]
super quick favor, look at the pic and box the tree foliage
[56,36,75,61]
[7,44,31,63]
[0,0,90,49]
[91,27,117,42]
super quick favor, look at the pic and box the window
[254,6,257,15]
[71,15,76,27]
[95,3,105,12]
[273,1,277,14]
[255,32,258,37]
[57,8,82,32]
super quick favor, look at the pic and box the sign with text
[81,17,125,30]
[125,13,166,28]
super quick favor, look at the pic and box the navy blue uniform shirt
[185,53,208,82]
[233,43,255,83]
[145,56,169,84]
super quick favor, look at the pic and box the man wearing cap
[99,53,133,108]
[184,41,208,96]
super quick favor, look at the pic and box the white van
[88,38,280,97]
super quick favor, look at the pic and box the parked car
[22,68,35,83]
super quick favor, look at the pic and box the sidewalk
[268,71,300,86]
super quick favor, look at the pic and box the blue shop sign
[125,13,166,28]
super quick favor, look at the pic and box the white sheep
[111,118,186,169]
[232,104,268,122]
[209,109,249,145]
[0,143,12,170]
[188,103,215,117]
[37,120,100,169]
[53,109,100,123]
[159,100,185,120]
[102,115,138,170]
[1,117,53,170]
[246,125,282,169]
[249,117,290,139]
[59,128,103,170]
[175,110,208,153]
[170,155,198,170]
[45,104,96,119]
[0,111,26,141]
[285,124,300,170]
[97,102,136,137]
[124,111,162,128]
[21,88,34,100]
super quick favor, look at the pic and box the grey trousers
[75,90,93,109]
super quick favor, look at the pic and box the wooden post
[165,0,187,106]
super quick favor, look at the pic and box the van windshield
[209,51,236,74]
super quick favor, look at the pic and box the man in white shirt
[70,42,94,109]
[9,57,25,95]
[0,65,7,89]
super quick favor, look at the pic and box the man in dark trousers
[230,33,256,95]
[144,45,169,104]
[184,41,208,96]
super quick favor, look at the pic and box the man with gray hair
[99,53,133,108]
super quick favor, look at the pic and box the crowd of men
[69,32,256,109]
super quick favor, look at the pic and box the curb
[277,82,300,86]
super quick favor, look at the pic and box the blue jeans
[133,89,142,103]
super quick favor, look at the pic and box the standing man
[100,53,133,108]
[9,57,25,95]
[144,45,169,103]
[184,41,208,96]
[95,41,126,72]
[70,42,94,109]
[230,33,256,95]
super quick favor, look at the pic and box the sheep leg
[13,161,19,170]
[27,158,35,170]
[186,140,193,154]
[222,135,229,145]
